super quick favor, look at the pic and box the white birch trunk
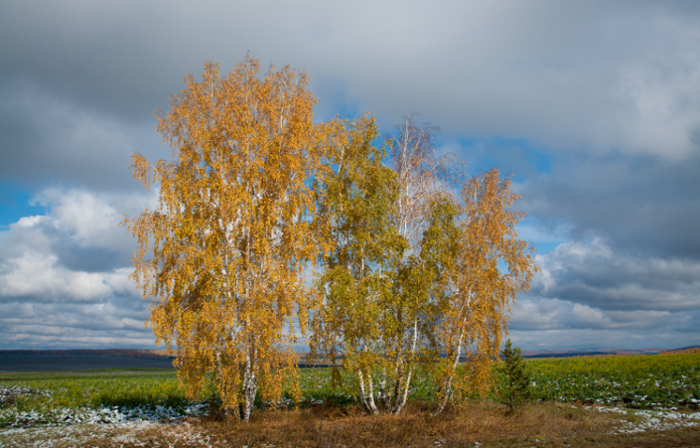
[239,346,257,421]
[389,318,419,414]
[357,370,379,415]
[366,372,379,414]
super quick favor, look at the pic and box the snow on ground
[0,401,212,447]
[590,405,700,433]
[0,401,209,427]
[0,421,214,448]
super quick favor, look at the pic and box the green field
[1,353,699,428]
[528,353,700,408]
[294,353,700,409]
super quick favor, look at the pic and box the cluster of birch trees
[124,56,537,421]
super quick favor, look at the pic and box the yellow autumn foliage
[124,56,328,420]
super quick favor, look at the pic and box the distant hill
[520,347,672,359]
[0,349,175,372]
[0,349,171,358]
[659,346,700,355]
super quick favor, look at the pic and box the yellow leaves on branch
[124,55,323,420]
[432,168,538,412]
[124,55,539,419]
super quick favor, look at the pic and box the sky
[1,0,699,351]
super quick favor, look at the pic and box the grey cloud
[54,244,131,274]
[519,151,700,260]
[509,297,571,331]
[0,82,166,191]
[0,1,180,123]
[483,235,699,349]
[532,239,700,312]
[509,326,698,351]
[509,297,699,349]
[0,297,156,350]
[312,1,700,159]
[513,296,685,332]
[3,1,700,161]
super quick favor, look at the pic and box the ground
[2,401,699,448]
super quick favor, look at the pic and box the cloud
[34,188,139,251]
[519,151,700,259]
[509,296,698,350]
[3,1,700,161]
[509,324,699,351]
[0,188,154,298]
[0,81,165,191]
[514,221,571,246]
[0,251,112,302]
[512,295,683,331]
[0,188,156,349]
[503,238,700,349]
[2,1,700,351]
[612,57,700,160]
[532,239,700,312]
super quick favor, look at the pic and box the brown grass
[177,401,672,448]
[2,402,699,447]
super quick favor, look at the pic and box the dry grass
[2,402,699,447]
[183,401,637,448]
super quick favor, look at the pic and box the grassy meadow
[1,353,699,447]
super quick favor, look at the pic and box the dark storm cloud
[3,0,700,193]
[0,81,164,191]
[531,239,700,313]
[3,1,700,156]
[519,151,700,260]
[0,1,180,123]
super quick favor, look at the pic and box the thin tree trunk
[239,346,257,421]
[358,369,370,414]
[379,368,390,409]
[391,318,419,414]
[367,372,379,413]
[434,330,463,415]
[358,370,379,415]
[394,367,413,414]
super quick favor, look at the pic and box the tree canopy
[126,56,538,420]
[125,56,324,420]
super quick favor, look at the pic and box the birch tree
[375,115,458,414]
[432,168,537,414]
[124,56,324,421]
[387,114,442,249]
[310,115,407,415]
